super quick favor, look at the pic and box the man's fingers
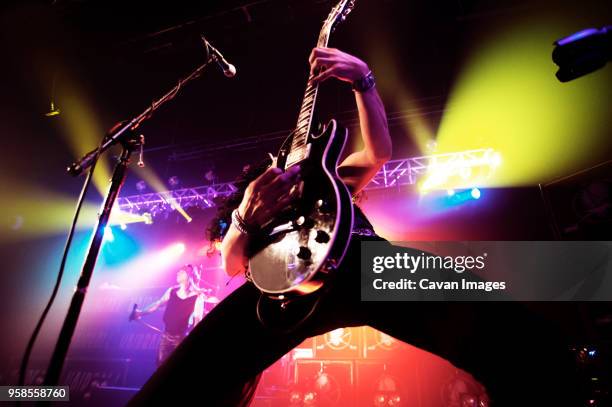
[311,66,340,84]
[308,47,335,64]
[269,194,295,215]
[253,166,283,186]
[266,167,301,194]
[310,57,336,75]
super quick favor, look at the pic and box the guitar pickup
[285,143,312,168]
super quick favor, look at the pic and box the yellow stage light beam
[0,180,152,241]
[435,17,612,187]
[363,24,435,154]
[109,209,151,227]
[0,181,101,241]
[55,79,114,197]
[135,166,193,223]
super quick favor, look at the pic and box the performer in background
[133,266,208,366]
[130,48,578,406]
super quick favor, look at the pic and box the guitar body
[249,119,354,297]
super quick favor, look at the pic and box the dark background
[0,0,611,392]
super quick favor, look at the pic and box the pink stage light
[168,242,186,255]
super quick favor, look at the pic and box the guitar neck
[290,32,331,153]
[283,0,355,169]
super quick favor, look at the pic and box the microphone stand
[43,56,216,387]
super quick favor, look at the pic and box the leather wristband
[352,70,376,93]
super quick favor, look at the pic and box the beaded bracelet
[231,209,258,236]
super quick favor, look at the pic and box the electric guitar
[249,0,356,297]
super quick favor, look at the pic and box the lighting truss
[117,183,238,214]
[368,148,498,191]
[117,148,497,215]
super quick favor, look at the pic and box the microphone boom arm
[67,56,217,176]
[45,48,225,388]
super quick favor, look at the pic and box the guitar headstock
[322,0,356,35]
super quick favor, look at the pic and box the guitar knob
[295,216,315,229]
[296,246,312,260]
[315,230,330,243]
[316,199,332,213]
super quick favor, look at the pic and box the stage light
[0,184,106,241]
[45,101,61,117]
[435,17,612,188]
[303,391,317,405]
[374,393,387,407]
[168,176,180,188]
[111,241,187,287]
[373,374,403,407]
[214,240,223,251]
[459,166,472,180]
[205,170,217,183]
[419,150,499,193]
[486,151,502,168]
[429,188,485,208]
[327,328,347,347]
[103,225,114,243]
[170,242,186,255]
[289,391,302,404]
[135,166,192,223]
[45,74,61,117]
[426,140,438,153]
[553,26,611,82]
[109,209,154,227]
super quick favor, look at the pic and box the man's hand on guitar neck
[309,47,370,85]
[309,47,392,195]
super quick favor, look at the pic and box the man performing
[133,266,208,366]
[126,1,576,396]
[128,45,579,406]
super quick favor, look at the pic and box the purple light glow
[555,28,599,46]
[104,242,187,289]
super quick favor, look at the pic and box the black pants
[157,333,183,367]
[129,238,579,406]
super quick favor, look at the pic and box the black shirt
[162,287,198,336]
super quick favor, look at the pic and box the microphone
[129,304,138,322]
[201,36,237,78]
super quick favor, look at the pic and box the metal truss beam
[117,148,495,215]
